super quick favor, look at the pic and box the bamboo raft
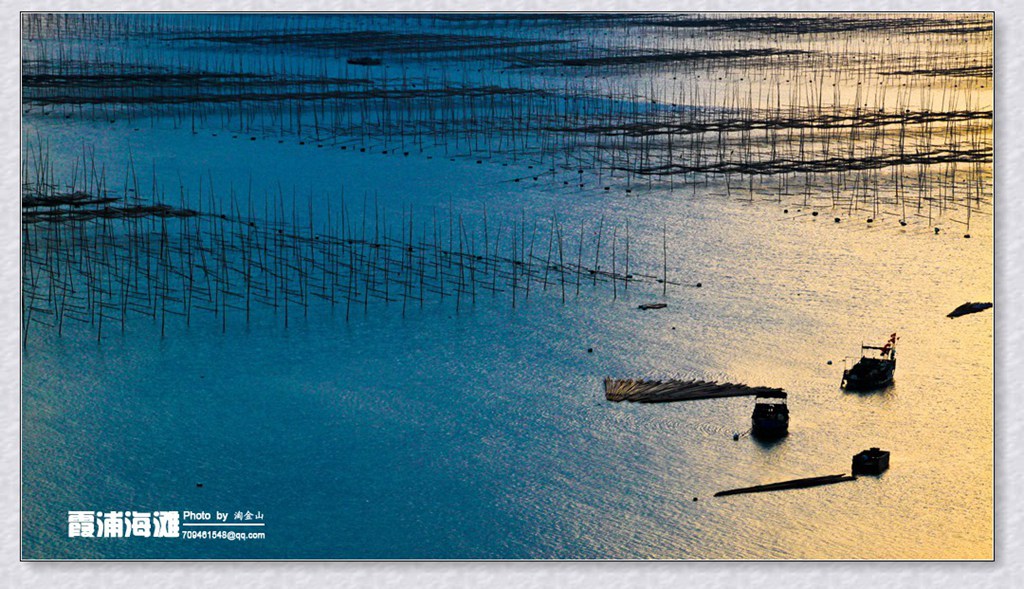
[637,302,667,310]
[604,378,786,403]
[713,474,857,497]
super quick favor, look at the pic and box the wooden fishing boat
[851,447,890,475]
[841,333,897,391]
[751,391,789,439]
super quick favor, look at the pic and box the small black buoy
[299,141,305,145]
[360,147,366,152]
[476,160,482,164]
[671,326,676,330]
[935,227,940,234]
[695,282,702,288]
[604,186,610,190]
[587,348,593,353]
[732,433,740,441]
[900,220,907,226]
[196,483,203,488]
[692,497,698,502]
[867,218,874,223]
[250,137,256,141]
[783,209,789,214]
[834,217,841,223]
[964,234,971,239]
[812,211,818,216]
[403,152,409,156]
[514,178,520,183]
[827,360,833,365]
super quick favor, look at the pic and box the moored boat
[841,333,897,391]
[852,447,891,475]
[751,391,789,439]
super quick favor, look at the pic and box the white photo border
[3,1,1017,587]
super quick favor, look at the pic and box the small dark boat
[851,447,890,475]
[751,391,788,439]
[841,333,897,391]
[947,301,992,318]
[637,303,667,310]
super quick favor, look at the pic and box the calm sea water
[21,14,992,559]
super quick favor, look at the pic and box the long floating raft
[713,474,856,497]
[604,378,785,403]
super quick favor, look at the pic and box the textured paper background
[3,1,1018,586]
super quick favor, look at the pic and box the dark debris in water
[946,301,992,318]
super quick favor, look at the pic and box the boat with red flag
[841,333,898,390]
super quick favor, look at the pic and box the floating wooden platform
[604,378,785,403]
[713,474,856,497]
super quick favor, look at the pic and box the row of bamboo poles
[22,171,679,344]
[22,13,992,228]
